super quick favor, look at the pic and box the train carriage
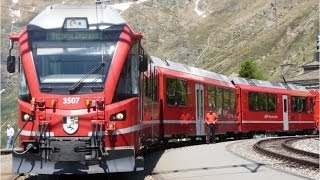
[311,90,320,132]
[141,57,238,143]
[230,77,315,134]
[6,5,148,174]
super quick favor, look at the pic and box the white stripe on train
[18,119,314,137]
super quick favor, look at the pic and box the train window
[230,90,236,110]
[249,92,276,112]
[223,89,230,109]
[309,98,314,113]
[216,88,223,115]
[166,78,187,106]
[291,96,307,113]
[257,93,267,111]
[29,28,123,94]
[208,86,216,108]
[284,99,287,112]
[145,70,158,103]
[176,79,188,106]
[249,92,258,111]
[19,63,31,102]
[113,43,139,102]
[267,94,276,111]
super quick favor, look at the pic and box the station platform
[145,140,310,180]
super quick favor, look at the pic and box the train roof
[229,76,309,92]
[151,56,234,87]
[28,5,126,30]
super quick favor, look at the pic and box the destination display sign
[47,31,102,41]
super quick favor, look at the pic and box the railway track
[253,135,319,169]
[2,136,317,179]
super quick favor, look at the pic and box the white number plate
[63,97,80,104]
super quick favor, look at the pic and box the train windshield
[28,27,123,94]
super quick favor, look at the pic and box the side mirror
[7,56,16,73]
[139,55,148,72]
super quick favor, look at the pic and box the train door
[282,95,289,131]
[195,83,205,136]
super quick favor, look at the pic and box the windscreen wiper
[69,62,105,94]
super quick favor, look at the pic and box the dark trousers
[206,124,216,143]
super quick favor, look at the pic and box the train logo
[62,116,79,134]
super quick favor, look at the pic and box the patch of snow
[194,0,206,18]
[111,0,149,14]
[12,0,18,4]
[9,8,21,18]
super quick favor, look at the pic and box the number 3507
[63,97,80,104]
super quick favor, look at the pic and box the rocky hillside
[124,0,318,79]
[0,0,318,146]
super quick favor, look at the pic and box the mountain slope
[123,0,318,80]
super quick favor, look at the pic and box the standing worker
[5,123,14,149]
[205,109,218,143]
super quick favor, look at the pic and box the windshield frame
[28,26,124,94]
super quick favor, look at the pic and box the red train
[6,4,318,174]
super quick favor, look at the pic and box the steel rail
[282,137,319,159]
[253,136,319,168]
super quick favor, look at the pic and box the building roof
[286,61,319,89]
[286,70,319,82]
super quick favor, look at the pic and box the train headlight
[116,113,124,120]
[23,114,30,121]
[110,110,126,121]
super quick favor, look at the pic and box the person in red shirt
[205,109,218,143]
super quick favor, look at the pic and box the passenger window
[230,90,236,110]
[267,94,276,111]
[249,92,258,111]
[208,86,216,108]
[223,89,230,109]
[249,92,276,112]
[166,77,187,106]
[291,96,307,113]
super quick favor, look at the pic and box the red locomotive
[6,4,318,175]
[7,5,147,174]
